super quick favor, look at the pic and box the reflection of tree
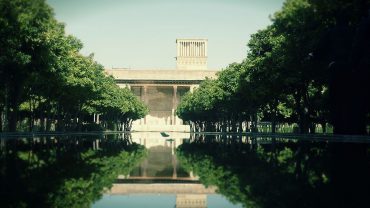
[0,134,147,208]
[177,136,370,207]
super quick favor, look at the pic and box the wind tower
[176,39,208,70]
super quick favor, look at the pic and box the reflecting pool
[0,132,369,207]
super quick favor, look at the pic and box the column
[172,85,177,125]
[186,42,188,56]
[194,42,196,56]
[189,42,191,57]
[195,42,197,56]
[205,41,208,57]
[200,42,203,56]
[189,42,191,56]
[182,42,184,56]
[198,42,201,57]
[176,41,180,57]
[195,42,199,56]
[143,86,147,125]
[204,42,206,56]
[140,87,143,125]
[192,42,194,56]
[190,42,192,56]
[191,41,193,56]
[202,42,205,56]
[187,42,189,57]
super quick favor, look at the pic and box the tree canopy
[177,0,370,135]
[0,0,148,132]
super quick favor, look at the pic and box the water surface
[0,132,369,207]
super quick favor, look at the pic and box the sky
[47,0,285,70]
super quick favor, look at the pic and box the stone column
[205,41,208,57]
[191,42,193,56]
[189,42,191,57]
[200,42,202,56]
[172,85,177,125]
[143,86,148,125]
[190,42,192,56]
[203,42,205,56]
[192,42,194,56]
[192,42,194,57]
[176,41,180,57]
[194,42,196,56]
[201,42,204,56]
[195,42,197,56]
[140,87,143,125]
[187,42,189,57]
[185,42,187,56]
[181,42,183,56]
[199,42,201,56]
[187,42,189,56]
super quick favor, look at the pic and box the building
[105,39,219,132]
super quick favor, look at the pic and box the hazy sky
[47,0,285,70]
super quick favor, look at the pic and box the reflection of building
[105,39,218,132]
[122,132,194,180]
[107,132,216,207]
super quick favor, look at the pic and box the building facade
[105,39,218,131]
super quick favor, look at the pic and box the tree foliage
[0,0,148,132]
[177,0,370,134]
